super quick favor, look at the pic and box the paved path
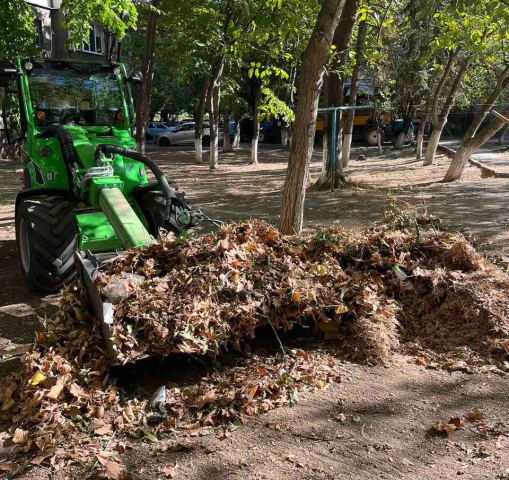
[440,137,509,170]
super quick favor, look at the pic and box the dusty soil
[1,141,509,479]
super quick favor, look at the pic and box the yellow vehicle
[316,81,393,146]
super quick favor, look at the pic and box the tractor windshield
[28,62,124,127]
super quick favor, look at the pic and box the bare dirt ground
[1,141,509,479]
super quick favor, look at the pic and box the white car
[154,122,223,147]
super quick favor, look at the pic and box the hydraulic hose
[40,124,81,172]
[95,144,176,221]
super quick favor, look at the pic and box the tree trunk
[134,0,160,152]
[233,119,241,148]
[342,15,367,168]
[424,56,471,165]
[394,107,414,150]
[315,0,358,188]
[209,85,220,169]
[223,110,233,153]
[423,125,443,166]
[444,111,509,182]
[250,81,262,165]
[464,64,509,140]
[194,75,210,163]
[416,117,427,160]
[279,0,347,235]
[281,123,289,148]
[207,55,226,170]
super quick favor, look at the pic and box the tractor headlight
[113,67,121,76]
[24,61,33,72]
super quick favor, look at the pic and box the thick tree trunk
[279,0,347,235]
[194,75,210,163]
[250,81,262,165]
[342,15,367,168]
[423,125,443,166]
[207,55,226,170]
[223,110,233,153]
[415,117,427,160]
[444,112,509,182]
[134,0,160,152]
[315,0,358,188]
[233,119,241,148]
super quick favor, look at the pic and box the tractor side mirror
[127,71,143,84]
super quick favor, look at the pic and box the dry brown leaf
[96,452,128,480]
[12,428,29,444]
[0,463,13,471]
[95,424,113,436]
[46,383,64,400]
[467,409,483,421]
[162,463,177,478]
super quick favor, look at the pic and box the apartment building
[29,0,117,61]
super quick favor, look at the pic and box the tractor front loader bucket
[75,251,121,365]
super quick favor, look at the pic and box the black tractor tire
[363,126,386,146]
[159,137,171,147]
[202,136,211,147]
[16,195,78,292]
[258,131,267,143]
[138,191,186,237]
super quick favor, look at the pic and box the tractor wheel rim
[369,131,379,144]
[19,217,30,273]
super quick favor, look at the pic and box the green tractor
[0,58,196,293]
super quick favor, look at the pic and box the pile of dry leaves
[97,211,509,370]
[1,207,508,475]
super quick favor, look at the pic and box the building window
[79,24,103,54]
[34,19,43,48]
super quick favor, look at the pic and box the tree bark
[209,84,221,169]
[464,65,509,140]
[279,0,347,235]
[207,55,226,170]
[134,0,160,152]
[281,122,289,148]
[250,81,263,165]
[342,15,367,168]
[194,75,210,163]
[444,110,509,182]
[394,105,415,150]
[423,56,471,166]
[423,126,442,166]
[415,116,427,160]
[315,0,358,188]
[233,119,241,148]
[223,109,233,152]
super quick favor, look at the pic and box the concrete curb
[438,143,509,179]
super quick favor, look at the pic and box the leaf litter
[0,205,508,476]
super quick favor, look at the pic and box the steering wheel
[60,109,87,126]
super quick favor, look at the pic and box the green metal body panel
[14,57,153,253]
[75,211,123,251]
[99,188,153,249]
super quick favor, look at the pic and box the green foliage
[62,0,137,48]
[0,0,36,60]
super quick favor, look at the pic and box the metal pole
[330,107,337,192]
